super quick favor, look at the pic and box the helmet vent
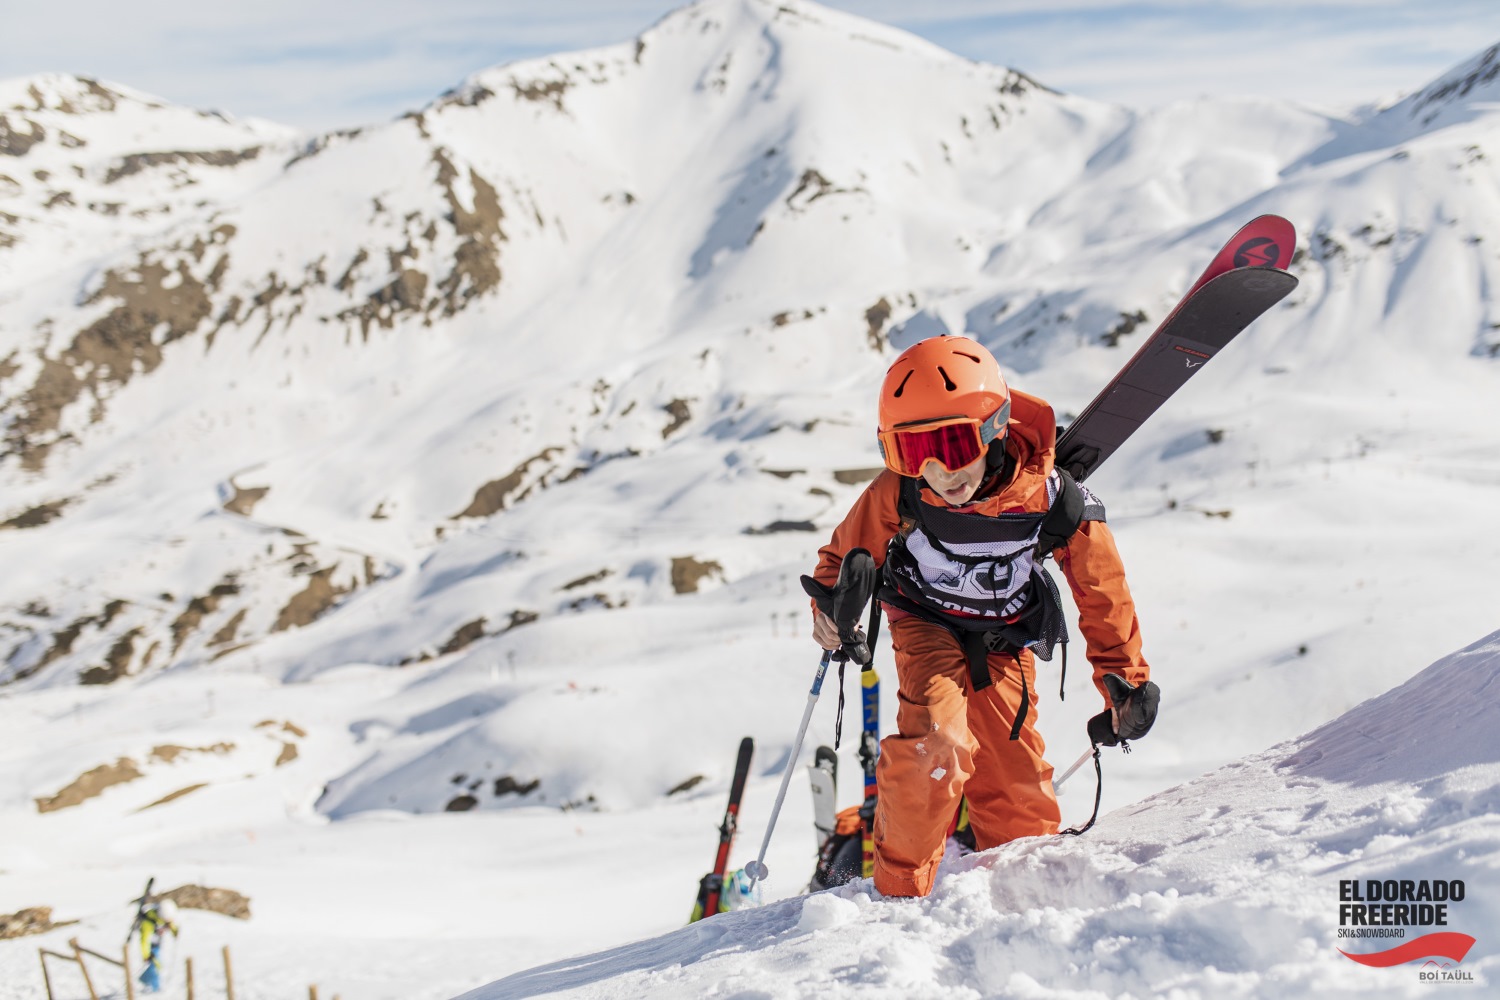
[954,351,982,363]
[936,366,957,391]
[892,370,914,397]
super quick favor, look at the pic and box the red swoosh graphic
[1339,932,1477,967]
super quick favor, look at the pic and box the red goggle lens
[881,421,984,477]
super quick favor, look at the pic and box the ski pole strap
[1058,641,1067,701]
[1059,743,1104,836]
[838,596,882,752]
[834,660,847,750]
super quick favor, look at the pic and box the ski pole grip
[801,548,877,665]
[830,548,876,628]
[1087,707,1119,747]
[1088,674,1161,745]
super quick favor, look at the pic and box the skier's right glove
[800,548,878,665]
[1086,673,1161,747]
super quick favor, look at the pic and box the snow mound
[467,629,1500,999]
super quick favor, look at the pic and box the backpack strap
[887,466,1104,726]
[895,474,919,524]
[1034,468,1105,706]
[1035,468,1104,559]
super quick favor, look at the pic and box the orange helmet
[876,337,1011,476]
[879,336,1009,428]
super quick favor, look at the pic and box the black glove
[800,548,878,665]
[1086,673,1160,747]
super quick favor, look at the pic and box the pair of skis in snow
[692,215,1299,905]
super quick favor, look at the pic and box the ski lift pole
[744,649,834,888]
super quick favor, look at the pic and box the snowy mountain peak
[0,0,1129,705]
[3,4,1500,996]
[0,71,297,151]
[1375,41,1500,133]
[3,72,156,119]
[0,70,299,301]
[431,0,1052,134]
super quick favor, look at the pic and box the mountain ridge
[0,0,1497,827]
[1,5,1499,996]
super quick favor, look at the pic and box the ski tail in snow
[689,736,754,922]
[1056,215,1298,482]
[809,745,838,845]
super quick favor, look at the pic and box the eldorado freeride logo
[1337,879,1477,982]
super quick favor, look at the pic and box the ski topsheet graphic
[1056,215,1298,482]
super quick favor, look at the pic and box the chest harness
[878,467,1105,739]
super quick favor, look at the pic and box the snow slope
[470,629,1500,999]
[2,0,1500,996]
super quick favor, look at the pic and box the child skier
[809,335,1158,898]
[136,898,179,993]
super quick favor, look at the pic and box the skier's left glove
[1086,673,1160,747]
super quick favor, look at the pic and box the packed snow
[468,629,1500,1000]
[2,1,1498,997]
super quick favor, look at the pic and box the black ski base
[1057,266,1297,482]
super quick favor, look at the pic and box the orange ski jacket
[811,389,1150,702]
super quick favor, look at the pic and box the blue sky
[4,1,1499,130]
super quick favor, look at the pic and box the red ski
[689,736,754,922]
[1056,215,1298,481]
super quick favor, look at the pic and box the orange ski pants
[872,614,1060,897]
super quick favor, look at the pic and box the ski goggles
[876,400,1011,477]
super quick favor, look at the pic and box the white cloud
[3,0,1499,128]
[829,0,1500,113]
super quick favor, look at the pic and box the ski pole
[1052,745,1095,792]
[743,649,833,887]
[746,547,878,888]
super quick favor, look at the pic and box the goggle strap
[980,397,1011,444]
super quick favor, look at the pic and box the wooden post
[69,939,99,1000]
[310,987,319,1000]
[38,949,55,1000]
[223,945,236,1000]
[68,940,130,1000]
[186,955,195,1000]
